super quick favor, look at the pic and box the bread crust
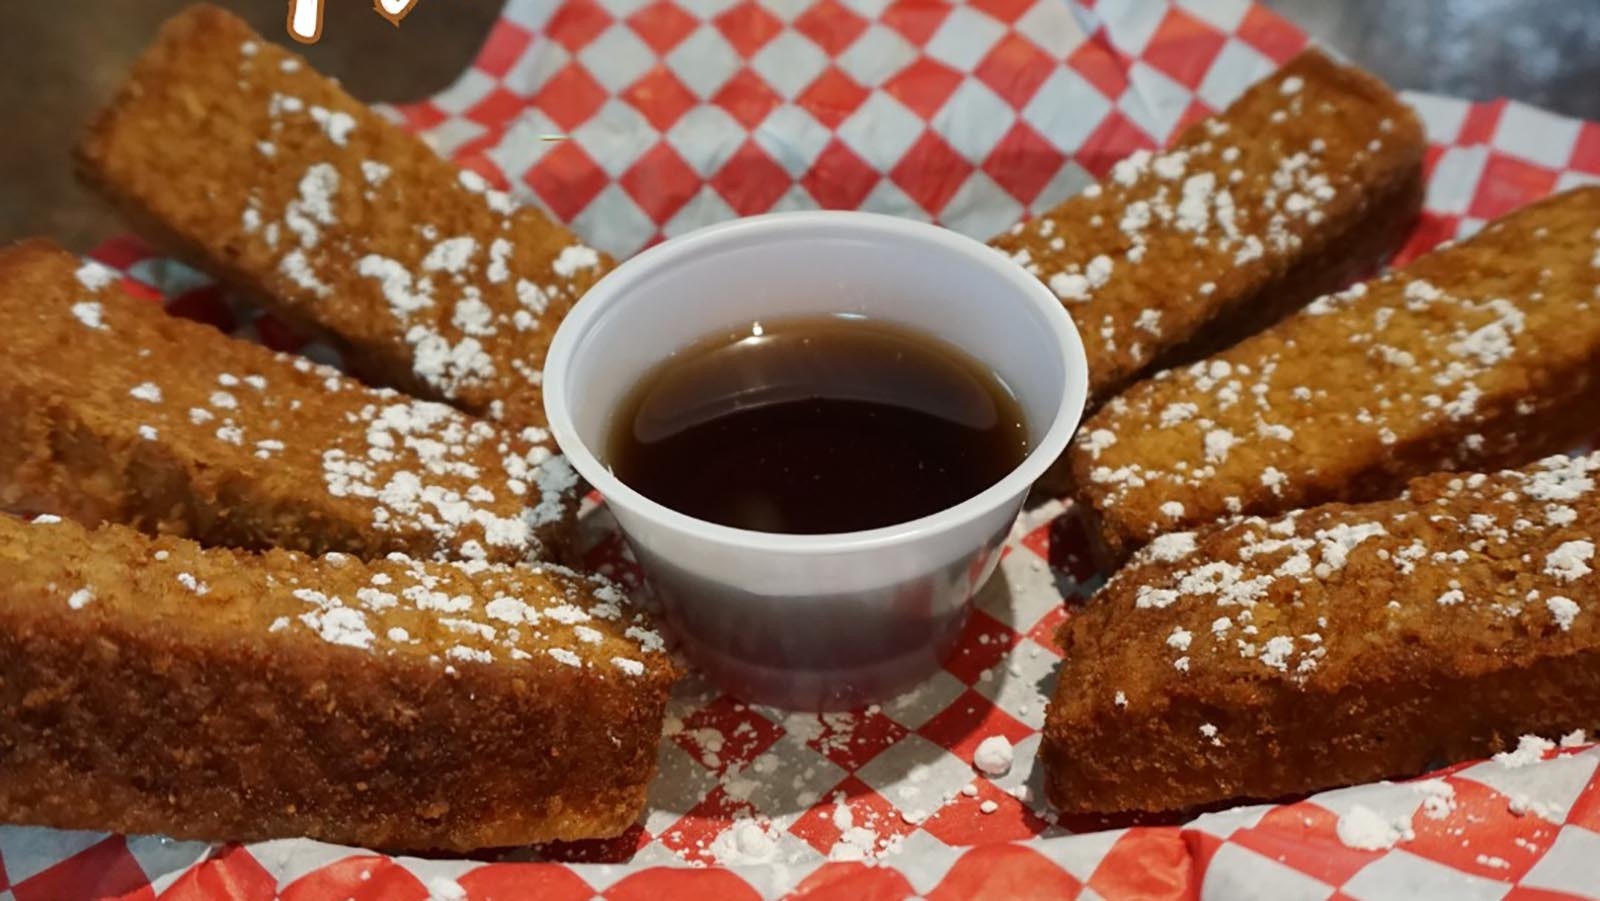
[1043,453,1600,815]
[1070,188,1600,566]
[75,4,609,432]
[0,238,578,564]
[0,514,675,850]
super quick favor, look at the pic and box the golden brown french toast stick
[1071,187,1600,565]
[77,4,609,431]
[0,514,675,849]
[993,48,1425,413]
[0,238,578,563]
[1044,452,1600,815]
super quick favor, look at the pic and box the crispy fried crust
[1043,453,1600,815]
[75,4,610,432]
[0,514,675,850]
[0,238,579,564]
[1071,188,1600,566]
[992,48,1425,415]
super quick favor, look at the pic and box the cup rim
[543,210,1089,556]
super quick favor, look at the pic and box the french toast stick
[1043,452,1600,815]
[76,4,609,431]
[993,48,1425,415]
[0,238,578,564]
[0,514,674,849]
[1071,187,1600,566]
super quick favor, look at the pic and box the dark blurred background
[4,0,1597,250]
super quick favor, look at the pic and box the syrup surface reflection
[607,315,1030,535]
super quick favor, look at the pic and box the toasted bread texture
[1070,187,1600,565]
[76,4,610,431]
[993,48,1425,415]
[0,238,579,563]
[0,514,675,850]
[1043,452,1600,815]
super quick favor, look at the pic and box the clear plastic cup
[544,211,1087,710]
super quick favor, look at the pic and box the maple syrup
[607,316,1029,534]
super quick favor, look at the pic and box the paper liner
[8,0,1600,897]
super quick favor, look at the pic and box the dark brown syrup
[606,316,1029,534]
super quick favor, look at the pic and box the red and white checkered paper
[12,0,1600,898]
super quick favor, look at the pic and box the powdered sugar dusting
[265,550,665,671]
[319,397,560,562]
[1547,596,1580,630]
[1336,804,1412,851]
[231,49,605,419]
[1076,191,1600,548]
[1100,451,1599,688]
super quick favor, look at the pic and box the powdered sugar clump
[238,54,605,410]
[1546,541,1594,583]
[318,398,561,561]
[299,606,375,649]
[71,301,106,330]
[553,244,601,278]
[1494,734,1555,769]
[1547,596,1580,631]
[1336,804,1412,851]
[972,735,1014,776]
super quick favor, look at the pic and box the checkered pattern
[393,0,1314,257]
[8,0,1600,897]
